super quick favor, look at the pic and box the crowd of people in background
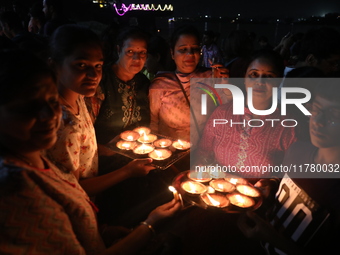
[1,0,340,254]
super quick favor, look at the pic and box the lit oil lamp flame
[168,186,180,201]
[181,181,207,195]
[188,181,197,193]
[168,186,176,192]
[172,139,190,150]
[217,183,224,190]
[127,135,133,141]
[140,143,148,153]
[133,142,154,154]
[122,143,130,149]
[236,185,260,197]
[206,193,220,207]
[133,127,151,136]
[154,149,163,159]
[143,131,148,141]
[229,178,238,185]
[235,194,245,204]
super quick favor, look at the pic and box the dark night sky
[124,0,340,18]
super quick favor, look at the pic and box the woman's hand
[145,199,181,226]
[125,158,156,177]
[211,63,229,78]
[254,178,279,200]
[238,211,274,241]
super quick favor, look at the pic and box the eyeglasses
[310,103,340,126]
[125,50,147,58]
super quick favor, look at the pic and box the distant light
[113,3,174,16]
[157,29,160,32]
[237,13,240,16]
[277,19,279,22]
[205,15,208,18]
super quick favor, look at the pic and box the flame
[235,194,245,204]
[206,194,220,206]
[238,185,259,197]
[188,181,197,192]
[127,135,133,141]
[207,186,215,193]
[229,178,238,185]
[139,143,148,153]
[122,143,130,149]
[154,150,163,158]
[217,183,224,190]
[142,131,148,141]
[178,139,184,146]
[168,186,176,192]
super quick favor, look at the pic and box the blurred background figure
[257,35,273,50]
[201,30,223,68]
[143,34,174,80]
[28,2,45,35]
[12,0,29,29]
[0,10,48,59]
[223,29,254,78]
[0,10,26,41]
[42,0,73,37]
[100,21,121,66]
[289,27,340,76]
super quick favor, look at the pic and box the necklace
[60,95,79,115]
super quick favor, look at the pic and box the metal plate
[172,170,263,213]
[106,134,190,170]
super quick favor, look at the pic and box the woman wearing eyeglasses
[89,26,151,146]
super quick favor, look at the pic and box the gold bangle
[139,221,155,236]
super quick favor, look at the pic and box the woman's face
[117,38,148,76]
[0,76,62,153]
[244,58,281,105]
[171,34,201,74]
[309,95,340,148]
[56,44,104,97]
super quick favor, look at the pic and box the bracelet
[139,221,156,236]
